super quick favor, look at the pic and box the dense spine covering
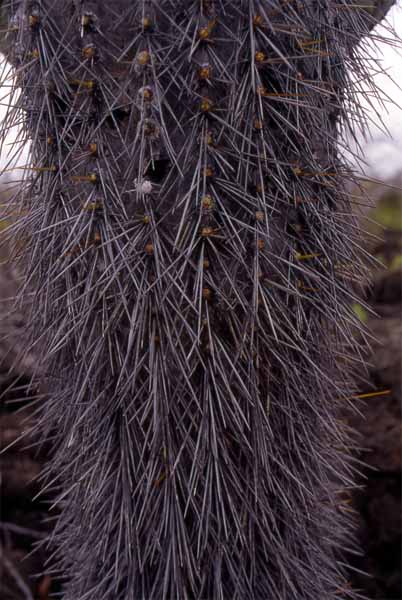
[0,1,395,598]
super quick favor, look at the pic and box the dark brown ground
[347,228,402,600]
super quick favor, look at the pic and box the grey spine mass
[0,1,396,598]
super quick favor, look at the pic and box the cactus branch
[0,1,398,599]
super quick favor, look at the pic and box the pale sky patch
[346,1,402,179]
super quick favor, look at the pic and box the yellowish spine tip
[198,19,216,40]
[69,79,95,90]
[32,165,57,173]
[82,45,96,59]
[83,201,102,211]
[29,15,40,28]
[200,97,214,113]
[253,15,264,28]
[142,87,153,101]
[198,27,210,40]
[198,65,212,80]
[201,195,214,209]
[255,51,266,64]
[201,226,214,237]
[206,132,214,145]
[202,288,213,301]
[137,50,151,65]
[141,17,153,31]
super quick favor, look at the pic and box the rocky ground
[347,211,402,599]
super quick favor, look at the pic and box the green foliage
[352,302,369,323]
[371,190,402,232]
[389,254,402,270]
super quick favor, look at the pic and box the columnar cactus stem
[0,1,396,599]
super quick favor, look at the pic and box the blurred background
[0,4,401,599]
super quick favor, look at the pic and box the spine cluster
[1,1,391,598]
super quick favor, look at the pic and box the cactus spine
[0,1,396,598]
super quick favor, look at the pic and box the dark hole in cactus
[144,158,171,183]
[104,106,130,129]
[41,93,69,130]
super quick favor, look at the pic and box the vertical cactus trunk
[0,1,395,598]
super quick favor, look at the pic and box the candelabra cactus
[0,1,396,598]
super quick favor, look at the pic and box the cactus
[0,1,396,599]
